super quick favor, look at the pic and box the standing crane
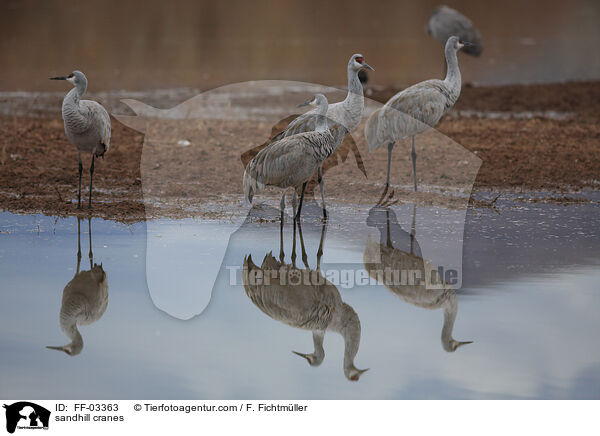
[243,94,335,221]
[267,54,374,216]
[365,36,470,195]
[51,71,111,209]
[46,218,108,356]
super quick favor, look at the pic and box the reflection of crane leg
[411,136,417,192]
[316,215,328,271]
[291,216,297,267]
[88,155,95,209]
[318,166,327,220]
[296,219,310,269]
[77,152,83,209]
[410,203,417,254]
[88,218,93,269]
[279,192,285,262]
[295,182,307,221]
[76,217,82,274]
[385,209,392,248]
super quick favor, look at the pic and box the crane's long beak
[292,350,311,360]
[462,42,475,48]
[362,63,375,72]
[50,76,68,80]
[46,345,71,355]
[297,99,313,108]
[456,340,473,348]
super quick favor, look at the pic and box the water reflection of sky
[0,202,599,399]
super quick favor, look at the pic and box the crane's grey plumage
[365,36,468,193]
[51,70,111,209]
[267,54,373,216]
[363,204,471,352]
[243,227,367,381]
[426,5,483,57]
[271,54,373,145]
[47,218,108,356]
[243,94,335,220]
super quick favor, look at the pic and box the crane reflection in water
[363,196,472,352]
[242,214,368,381]
[47,217,108,356]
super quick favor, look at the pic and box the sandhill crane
[243,94,336,221]
[365,36,470,195]
[363,202,472,352]
[426,5,483,57]
[51,71,111,209]
[47,218,108,356]
[268,54,374,216]
[242,219,368,381]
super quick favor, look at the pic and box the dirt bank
[0,81,598,221]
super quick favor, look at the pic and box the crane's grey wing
[244,255,336,330]
[81,100,111,151]
[272,109,319,141]
[61,270,109,325]
[366,82,449,149]
[249,134,323,188]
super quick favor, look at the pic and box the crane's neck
[441,290,458,351]
[62,87,89,132]
[344,66,365,106]
[444,46,462,99]
[60,318,84,356]
[311,331,326,365]
[315,101,329,133]
[329,303,361,375]
[342,67,365,119]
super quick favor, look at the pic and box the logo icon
[3,402,50,434]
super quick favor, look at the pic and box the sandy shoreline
[0,81,598,222]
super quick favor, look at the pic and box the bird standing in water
[51,71,111,209]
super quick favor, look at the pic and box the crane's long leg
[88,155,95,209]
[386,142,394,188]
[316,214,328,271]
[292,190,298,218]
[291,215,297,267]
[88,217,93,269]
[296,218,309,269]
[279,192,286,263]
[76,217,82,274]
[377,143,395,205]
[77,152,83,209]
[411,136,417,192]
[295,182,307,221]
[318,166,327,220]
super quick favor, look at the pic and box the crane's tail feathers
[243,168,264,204]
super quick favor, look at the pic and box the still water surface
[0,198,599,399]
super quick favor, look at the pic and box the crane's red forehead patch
[68,73,74,78]
[355,57,364,63]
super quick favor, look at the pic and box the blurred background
[1,0,599,91]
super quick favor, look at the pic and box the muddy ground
[0,81,598,222]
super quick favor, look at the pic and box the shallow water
[0,198,599,399]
